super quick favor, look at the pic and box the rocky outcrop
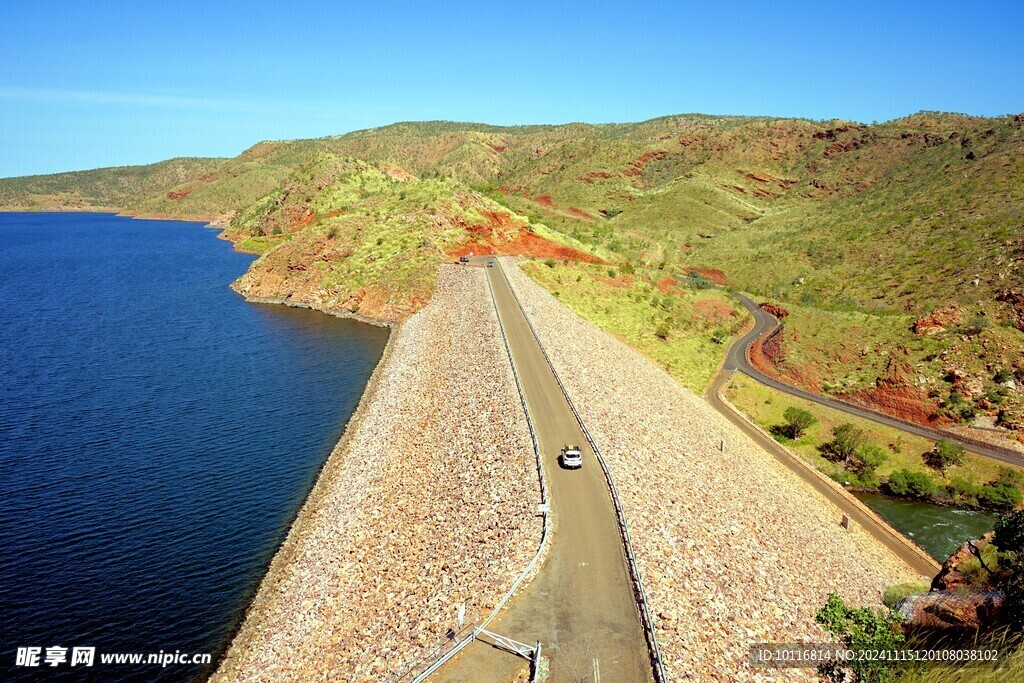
[931,532,995,592]
[997,290,1024,332]
[912,304,962,335]
[896,591,1006,631]
[845,350,950,427]
[759,302,790,319]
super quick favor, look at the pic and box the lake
[0,213,389,681]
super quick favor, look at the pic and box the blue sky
[1,0,1022,177]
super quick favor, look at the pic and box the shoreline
[212,316,401,677]
[211,265,542,681]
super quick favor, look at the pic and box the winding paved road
[723,293,1024,467]
[432,260,655,682]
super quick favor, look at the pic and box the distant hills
[3,112,1023,441]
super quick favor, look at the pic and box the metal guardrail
[495,259,669,683]
[386,267,550,683]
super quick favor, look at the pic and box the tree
[815,592,906,683]
[886,469,937,499]
[994,510,1024,627]
[821,423,865,463]
[974,468,1024,511]
[924,439,966,472]
[820,424,887,476]
[782,407,817,439]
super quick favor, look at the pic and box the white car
[560,444,582,469]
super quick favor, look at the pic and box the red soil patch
[452,228,603,263]
[693,268,727,285]
[598,275,634,289]
[842,354,951,427]
[759,302,790,319]
[568,207,593,219]
[578,170,614,184]
[657,277,675,294]
[166,187,192,200]
[535,194,555,207]
[623,151,669,177]
[693,298,733,323]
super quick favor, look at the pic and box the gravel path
[213,265,541,682]
[502,258,918,681]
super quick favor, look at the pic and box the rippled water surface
[0,213,389,681]
[855,492,999,561]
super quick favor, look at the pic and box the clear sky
[1,0,1022,178]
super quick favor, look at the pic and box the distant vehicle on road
[560,444,582,469]
[459,255,469,263]
[487,261,494,268]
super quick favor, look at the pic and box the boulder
[912,304,961,335]
[931,532,994,591]
[895,591,1006,631]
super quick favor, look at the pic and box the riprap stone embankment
[213,265,541,682]
[501,257,918,681]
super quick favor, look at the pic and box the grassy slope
[521,259,749,392]
[1,112,1021,431]
[0,157,225,211]
[724,372,1014,492]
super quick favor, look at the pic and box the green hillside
[2,111,1022,443]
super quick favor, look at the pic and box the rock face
[895,591,1006,631]
[912,304,962,335]
[845,350,950,427]
[213,266,541,682]
[931,532,995,592]
[503,259,917,681]
[759,302,790,319]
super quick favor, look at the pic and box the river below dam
[0,213,389,681]
[855,492,1000,562]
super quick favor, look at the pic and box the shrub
[654,322,671,340]
[946,475,979,502]
[815,592,906,683]
[923,439,966,472]
[995,368,1013,384]
[782,407,817,439]
[995,510,1024,627]
[886,469,937,499]
[544,258,557,268]
[978,482,1023,511]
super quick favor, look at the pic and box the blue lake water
[0,213,389,681]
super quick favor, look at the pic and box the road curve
[724,293,1024,467]
[432,260,655,682]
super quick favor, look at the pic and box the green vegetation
[924,439,966,473]
[816,592,907,683]
[881,580,931,609]
[885,469,937,499]
[1,112,1020,436]
[521,259,749,392]
[725,373,1021,510]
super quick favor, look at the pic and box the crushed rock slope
[502,257,917,681]
[213,265,540,682]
